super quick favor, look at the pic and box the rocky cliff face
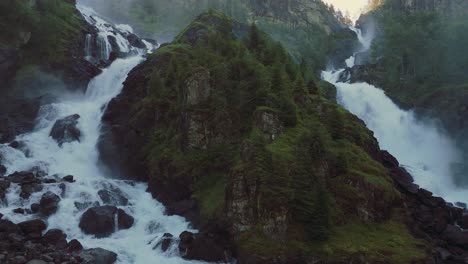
[100,11,467,263]
[399,0,468,16]
[0,0,100,143]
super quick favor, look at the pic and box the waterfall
[84,34,92,61]
[0,4,204,264]
[322,28,465,204]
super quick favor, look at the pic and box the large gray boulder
[79,205,134,237]
[49,114,81,146]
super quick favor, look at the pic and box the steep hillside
[78,0,359,72]
[99,11,468,263]
[0,0,99,143]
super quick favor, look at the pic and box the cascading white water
[322,28,466,204]
[84,34,92,61]
[0,5,206,264]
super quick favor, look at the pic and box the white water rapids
[0,5,205,264]
[322,28,466,204]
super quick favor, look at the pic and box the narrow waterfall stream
[0,5,205,264]
[322,29,465,204]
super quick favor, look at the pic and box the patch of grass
[193,173,227,217]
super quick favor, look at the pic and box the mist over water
[0,5,206,264]
[322,29,466,204]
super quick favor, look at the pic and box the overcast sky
[322,0,369,20]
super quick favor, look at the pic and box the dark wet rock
[20,183,43,199]
[43,178,57,184]
[456,202,467,209]
[0,213,3,219]
[166,199,197,216]
[380,150,399,168]
[9,140,20,148]
[30,203,40,213]
[117,208,134,229]
[18,219,46,234]
[0,179,11,199]
[98,188,128,206]
[77,248,117,264]
[459,214,468,230]
[13,208,25,214]
[160,233,173,252]
[389,167,419,194]
[79,205,133,237]
[0,219,21,234]
[0,165,6,176]
[39,191,61,216]
[43,229,67,249]
[178,231,227,262]
[442,225,468,247]
[63,175,75,183]
[127,33,146,49]
[67,239,83,252]
[7,171,37,184]
[49,114,81,146]
[0,98,40,144]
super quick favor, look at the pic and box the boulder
[442,225,468,247]
[0,165,6,176]
[117,209,134,229]
[160,233,173,252]
[460,213,468,230]
[13,208,25,214]
[127,33,146,49]
[77,248,117,264]
[20,183,43,199]
[39,191,61,216]
[98,188,128,206]
[79,206,134,237]
[67,239,83,252]
[18,219,46,234]
[380,150,399,168]
[63,175,75,183]
[0,219,21,234]
[178,231,226,262]
[7,171,37,184]
[30,203,40,213]
[49,114,81,146]
[42,229,67,248]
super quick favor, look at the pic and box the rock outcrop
[79,206,134,237]
[0,218,117,264]
[50,114,81,146]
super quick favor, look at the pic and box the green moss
[193,173,227,217]
[311,218,427,263]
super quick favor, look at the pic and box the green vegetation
[85,0,356,73]
[369,0,468,116]
[0,0,87,95]
[127,10,427,262]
